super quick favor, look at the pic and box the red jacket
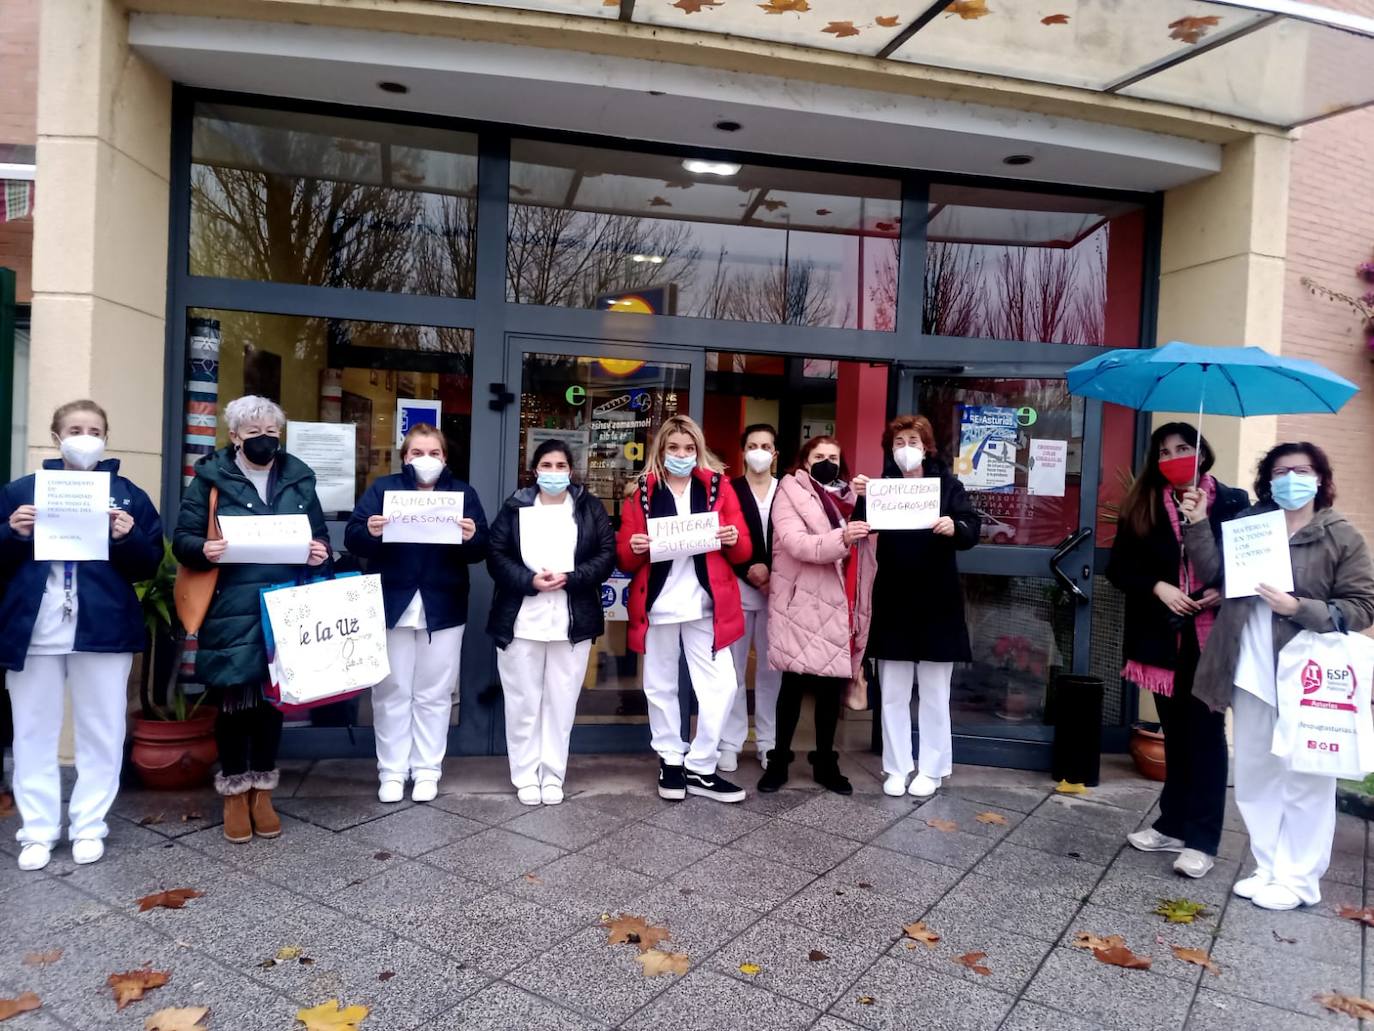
[615,468,752,655]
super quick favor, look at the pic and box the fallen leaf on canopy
[808,950,829,962]
[604,0,618,6]
[738,962,762,976]
[1071,932,1124,952]
[144,1006,210,1031]
[876,15,900,28]
[1055,780,1088,795]
[604,914,671,953]
[947,0,991,20]
[1335,904,1374,927]
[108,969,171,1010]
[1154,898,1209,925]
[1171,946,1219,976]
[296,999,370,1030]
[0,993,41,1021]
[649,197,672,208]
[22,949,62,967]
[1167,15,1220,44]
[137,888,204,913]
[1093,944,1152,970]
[821,21,861,38]
[636,950,690,977]
[758,0,810,13]
[903,921,941,949]
[975,812,1008,826]
[875,221,898,232]
[954,951,991,976]
[1316,993,1374,1019]
[672,0,724,11]
[926,818,958,833]
[1041,14,1070,25]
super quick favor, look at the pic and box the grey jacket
[1188,505,1374,713]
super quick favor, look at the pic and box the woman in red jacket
[616,415,753,803]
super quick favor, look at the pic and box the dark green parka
[172,447,330,688]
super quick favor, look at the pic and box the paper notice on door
[648,512,720,563]
[519,503,578,573]
[865,478,941,530]
[286,421,356,513]
[33,470,111,562]
[1222,509,1295,599]
[219,514,313,565]
[1027,440,1068,498]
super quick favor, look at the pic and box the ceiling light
[1002,154,1034,166]
[682,159,741,177]
[378,81,410,95]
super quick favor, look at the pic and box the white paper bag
[1272,626,1374,778]
[263,575,390,705]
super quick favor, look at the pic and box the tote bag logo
[1301,660,1323,695]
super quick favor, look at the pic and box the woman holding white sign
[1191,442,1374,910]
[0,399,162,871]
[345,423,488,804]
[616,415,753,803]
[855,415,979,799]
[487,439,615,805]
[173,396,330,844]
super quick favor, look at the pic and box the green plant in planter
[133,539,203,722]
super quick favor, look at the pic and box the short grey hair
[223,395,286,435]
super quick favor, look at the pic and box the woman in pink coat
[758,435,876,795]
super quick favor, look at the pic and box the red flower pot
[130,710,219,790]
[1129,724,1167,782]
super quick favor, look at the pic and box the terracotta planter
[130,710,219,790]
[1129,724,1167,782]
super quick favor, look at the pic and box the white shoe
[541,784,564,806]
[883,774,908,797]
[378,780,405,804]
[517,786,542,806]
[758,752,770,772]
[1252,883,1304,911]
[717,751,738,773]
[908,774,940,798]
[1173,848,1214,879]
[1233,872,1271,900]
[1126,828,1185,853]
[18,843,51,872]
[71,839,104,865]
[411,780,438,803]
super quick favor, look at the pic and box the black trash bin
[1050,674,1103,787]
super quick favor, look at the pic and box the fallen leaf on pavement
[739,962,762,976]
[903,922,940,949]
[296,999,371,1030]
[856,995,876,1005]
[137,889,204,913]
[1171,946,1219,976]
[926,818,958,833]
[856,882,873,889]
[1054,781,1088,795]
[373,851,392,861]
[1153,898,1209,925]
[523,873,541,884]
[108,970,171,1010]
[636,950,690,977]
[180,812,203,823]
[276,946,304,961]
[808,950,829,962]
[954,951,991,976]
[144,1006,210,1031]
[1336,905,1374,927]
[378,971,396,982]
[604,914,671,953]
[974,812,1008,826]
[22,950,62,967]
[1092,944,1152,970]
[138,813,165,827]
[1272,929,1297,945]
[1316,993,1374,1019]
[0,993,41,1021]
[1071,932,1124,952]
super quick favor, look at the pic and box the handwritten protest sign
[382,490,464,545]
[519,503,577,573]
[219,514,313,565]
[263,574,389,705]
[34,470,110,561]
[1222,510,1294,599]
[649,512,720,563]
[865,478,941,530]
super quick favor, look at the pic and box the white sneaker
[517,786,542,806]
[541,784,564,806]
[1173,848,1214,879]
[1233,872,1271,900]
[883,774,908,797]
[72,839,104,865]
[717,751,738,773]
[411,780,438,803]
[1252,883,1304,911]
[18,843,50,872]
[908,774,940,798]
[758,752,770,772]
[378,780,405,804]
[1126,828,1185,853]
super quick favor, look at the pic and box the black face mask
[240,435,280,466]
[809,459,840,485]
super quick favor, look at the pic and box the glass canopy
[453,0,1374,129]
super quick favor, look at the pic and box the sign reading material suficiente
[382,490,465,545]
[649,512,720,563]
[865,478,941,530]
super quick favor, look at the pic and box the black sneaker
[658,760,687,801]
[684,770,746,803]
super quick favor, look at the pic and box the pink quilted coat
[768,470,877,679]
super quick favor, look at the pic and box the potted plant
[129,540,218,789]
[1129,722,1167,781]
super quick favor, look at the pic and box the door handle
[1050,528,1093,604]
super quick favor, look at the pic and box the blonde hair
[648,415,724,481]
[51,399,108,437]
[400,423,447,458]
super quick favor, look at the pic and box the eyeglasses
[1272,465,1316,478]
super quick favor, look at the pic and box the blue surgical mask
[537,471,571,496]
[664,454,697,478]
[1271,473,1319,511]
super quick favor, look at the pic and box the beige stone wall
[0,0,38,303]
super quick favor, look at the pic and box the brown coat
[1189,505,1374,713]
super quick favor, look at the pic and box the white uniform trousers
[722,607,782,755]
[1233,688,1337,905]
[643,618,737,774]
[373,626,463,784]
[498,637,591,790]
[878,660,954,779]
[6,652,133,845]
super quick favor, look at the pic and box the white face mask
[744,448,774,474]
[59,434,106,471]
[408,455,445,485]
[894,445,925,473]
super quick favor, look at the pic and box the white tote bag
[263,574,390,706]
[1271,612,1374,778]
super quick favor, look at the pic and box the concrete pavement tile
[1207,937,1362,1021]
[669,847,816,912]
[871,819,994,869]
[729,818,860,874]
[571,791,668,821]
[1090,865,1231,917]
[502,800,633,850]
[430,792,530,825]
[772,879,922,949]
[1187,988,1343,1030]
[618,881,757,954]
[1331,813,1366,856]
[423,827,566,885]
[1110,842,1241,886]
[811,1019,867,1031]
[36,818,172,874]
[944,784,1051,814]
[1023,946,1195,1031]
[911,795,1024,840]
[889,910,1053,996]
[644,797,770,845]
[734,788,820,818]
[287,757,384,798]
[1033,795,1149,837]
[1060,902,1214,983]
[779,793,907,842]
[999,1002,1108,1031]
[710,916,886,1010]
[109,790,222,838]
[974,841,1105,900]
[1321,847,1363,888]
[325,859,489,938]
[421,890,594,977]
[825,846,961,907]
[185,821,397,900]
[1311,880,1362,915]
[927,873,1081,943]
[1215,828,1250,864]
[508,853,658,914]
[274,795,414,830]
[1005,814,1124,865]
[622,967,819,1031]
[1218,898,1361,968]
[578,822,719,879]
[832,955,1014,1030]
[1075,782,1163,813]
[417,981,608,1031]
[337,804,487,856]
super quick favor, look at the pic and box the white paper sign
[519,504,577,573]
[264,574,390,705]
[865,478,941,530]
[33,470,111,562]
[219,514,313,565]
[1222,510,1295,599]
[649,512,720,563]
[382,490,465,545]
[1027,440,1068,498]
[286,421,356,513]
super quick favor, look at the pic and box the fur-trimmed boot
[216,772,254,844]
[248,770,282,839]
